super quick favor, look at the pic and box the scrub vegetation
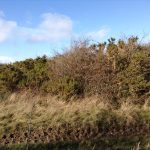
[0,36,149,145]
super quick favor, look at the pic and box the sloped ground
[0,92,150,145]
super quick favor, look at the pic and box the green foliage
[117,50,150,98]
[0,65,24,91]
[0,37,149,102]
[42,76,84,99]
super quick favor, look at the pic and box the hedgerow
[0,36,149,103]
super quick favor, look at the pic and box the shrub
[0,37,149,102]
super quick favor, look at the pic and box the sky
[0,0,150,63]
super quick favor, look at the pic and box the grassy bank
[0,92,149,144]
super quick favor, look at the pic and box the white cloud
[0,15,17,43]
[0,56,14,64]
[0,11,109,44]
[87,27,110,40]
[22,13,73,43]
[0,12,73,43]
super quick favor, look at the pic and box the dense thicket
[0,36,150,103]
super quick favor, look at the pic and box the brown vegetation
[0,36,150,145]
[0,92,149,144]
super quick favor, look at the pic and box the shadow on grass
[0,135,150,150]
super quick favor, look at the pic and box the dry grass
[0,93,109,127]
[0,92,149,136]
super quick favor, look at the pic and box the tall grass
[0,92,149,138]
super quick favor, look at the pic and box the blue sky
[0,0,150,63]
